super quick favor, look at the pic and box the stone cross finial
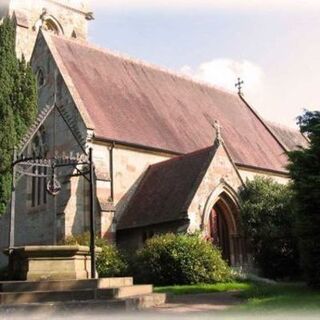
[235,77,244,96]
[214,120,222,143]
[33,8,48,31]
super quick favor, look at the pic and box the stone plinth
[4,245,102,281]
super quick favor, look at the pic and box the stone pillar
[5,245,101,281]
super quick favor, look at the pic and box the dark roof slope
[45,33,288,172]
[268,122,309,151]
[117,146,217,230]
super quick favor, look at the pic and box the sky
[87,1,320,128]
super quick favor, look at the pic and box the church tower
[0,0,94,60]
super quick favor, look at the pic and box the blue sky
[88,1,320,128]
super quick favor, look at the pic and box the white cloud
[90,0,320,11]
[180,58,264,96]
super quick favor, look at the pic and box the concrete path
[152,291,243,314]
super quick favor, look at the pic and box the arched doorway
[210,201,231,263]
[203,184,246,267]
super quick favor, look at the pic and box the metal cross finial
[235,77,244,96]
[214,120,222,143]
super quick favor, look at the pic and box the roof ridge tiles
[46,32,238,97]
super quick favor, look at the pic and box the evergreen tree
[287,110,320,288]
[0,17,37,215]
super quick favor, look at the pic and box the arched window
[30,126,48,208]
[33,10,64,35]
[43,18,60,35]
[37,69,45,88]
[72,30,77,39]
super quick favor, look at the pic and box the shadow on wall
[71,174,91,238]
[114,171,147,232]
[0,207,10,268]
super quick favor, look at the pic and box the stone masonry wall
[91,141,171,240]
[1,0,90,60]
[238,167,289,185]
[187,144,244,234]
[0,29,92,267]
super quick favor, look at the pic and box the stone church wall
[0,29,93,267]
[32,31,93,240]
[2,0,90,60]
[0,110,91,267]
[238,167,289,185]
[117,220,188,253]
[187,144,243,234]
[91,141,171,240]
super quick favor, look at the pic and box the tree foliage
[0,17,37,215]
[287,110,320,288]
[240,177,299,279]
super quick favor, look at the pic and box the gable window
[30,126,48,208]
[37,69,45,88]
[31,165,48,208]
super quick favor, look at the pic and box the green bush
[96,244,128,278]
[63,231,106,248]
[132,233,233,286]
[62,232,127,278]
[240,177,300,280]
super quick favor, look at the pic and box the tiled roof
[44,32,288,172]
[117,146,218,230]
[267,122,309,151]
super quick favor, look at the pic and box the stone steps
[0,286,152,305]
[0,293,166,315]
[98,285,153,299]
[0,278,165,311]
[0,277,133,292]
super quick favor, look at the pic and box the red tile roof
[117,145,218,230]
[45,33,288,172]
[267,122,309,151]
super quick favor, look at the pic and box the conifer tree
[0,17,37,214]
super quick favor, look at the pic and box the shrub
[96,244,128,278]
[63,231,106,247]
[240,177,300,279]
[62,232,128,278]
[132,233,233,286]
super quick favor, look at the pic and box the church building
[0,0,308,268]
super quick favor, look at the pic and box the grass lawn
[154,281,252,295]
[155,281,320,314]
[236,282,320,313]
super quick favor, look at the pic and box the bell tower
[0,0,94,61]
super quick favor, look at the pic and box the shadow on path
[151,291,243,313]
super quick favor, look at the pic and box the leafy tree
[287,110,320,288]
[240,177,300,279]
[0,17,37,215]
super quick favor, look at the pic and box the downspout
[109,142,115,202]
